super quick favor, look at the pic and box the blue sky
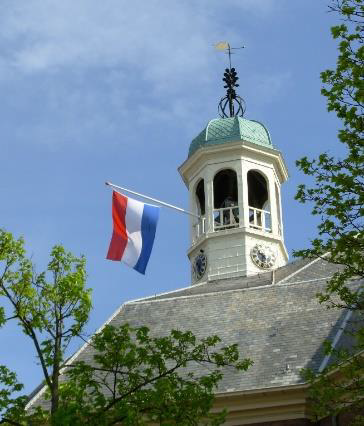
[1,0,343,393]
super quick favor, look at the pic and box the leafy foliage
[0,229,91,424]
[0,366,27,425]
[295,0,364,422]
[0,230,251,425]
[303,347,364,424]
[53,324,252,425]
[295,0,363,309]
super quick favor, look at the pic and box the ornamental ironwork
[215,42,246,118]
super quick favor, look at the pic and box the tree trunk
[51,314,61,423]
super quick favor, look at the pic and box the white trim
[187,225,287,257]
[189,158,239,186]
[278,256,328,284]
[317,284,364,373]
[215,382,308,397]
[318,308,354,373]
[128,281,208,303]
[277,276,333,287]
[125,276,333,306]
[179,140,289,185]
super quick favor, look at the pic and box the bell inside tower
[213,169,239,230]
[248,170,271,232]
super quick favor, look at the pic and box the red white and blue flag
[106,191,159,274]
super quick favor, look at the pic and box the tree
[295,0,364,422]
[53,325,251,425]
[295,0,363,309]
[0,229,92,424]
[0,230,252,425]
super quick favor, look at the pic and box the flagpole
[105,182,201,219]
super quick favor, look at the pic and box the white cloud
[0,0,276,75]
[0,0,287,148]
[1,1,202,73]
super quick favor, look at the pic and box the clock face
[250,244,276,269]
[193,252,207,280]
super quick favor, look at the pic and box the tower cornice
[187,226,289,262]
[179,139,289,187]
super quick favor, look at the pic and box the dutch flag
[106,191,159,274]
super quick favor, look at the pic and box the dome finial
[214,42,246,118]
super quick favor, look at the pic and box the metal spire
[214,42,246,118]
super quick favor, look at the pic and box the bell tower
[178,46,289,284]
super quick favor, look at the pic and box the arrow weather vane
[215,42,246,118]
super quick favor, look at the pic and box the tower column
[268,173,279,236]
[237,162,245,230]
[241,160,250,230]
[205,175,214,234]
[188,183,195,243]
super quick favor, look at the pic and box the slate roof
[28,257,362,410]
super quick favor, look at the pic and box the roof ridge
[129,279,210,303]
[126,275,335,306]
[276,256,325,285]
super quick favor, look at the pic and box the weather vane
[215,42,246,118]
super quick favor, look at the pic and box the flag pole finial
[214,41,246,118]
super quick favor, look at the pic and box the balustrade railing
[192,206,272,242]
[249,207,271,232]
[213,206,239,231]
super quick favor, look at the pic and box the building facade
[27,64,358,425]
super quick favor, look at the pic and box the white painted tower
[179,116,289,284]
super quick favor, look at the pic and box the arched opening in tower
[213,169,239,230]
[195,179,205,216]
[247,170,271,232]
[248,170,268,209]
[192,179,206,241]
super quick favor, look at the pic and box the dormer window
[213,169,239,230]
[248,170,271,232]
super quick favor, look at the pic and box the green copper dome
[188,116,273,158]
